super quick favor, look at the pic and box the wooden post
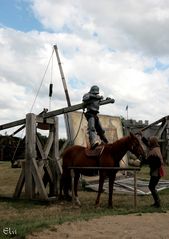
[25,113,48,200]
[25,113,36,199]
[50,116,62,195]
[133,170,137,208]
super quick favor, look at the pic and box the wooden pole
[54,44,73,142]
[54,45,71,107]
[50,116,62,195]
[25,113,36,199]
[134,170,137,208]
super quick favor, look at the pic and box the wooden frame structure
[0,99,115,201]
[13,113,60,200]
[140,115,169,164]
[0,113,61,200]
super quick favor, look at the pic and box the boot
[151,202,160,208]
[91,141,99,149]
[100,134,108,144]
[151,190,161,208]
[89,130,99,149]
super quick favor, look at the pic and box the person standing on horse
[140,133,165,208]
[82,85,108,149]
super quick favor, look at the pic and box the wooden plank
[36,116,55,124]
[156,121,168,138]
[0,118,25,130]
[36,135,46,160]
[44,165,53,183]
[10,125,25,136]
[0,98,115,131]
[43,98,115,119]
[44,131,54,157]
[13,167,25,198]
[36,116,55,130]
[31,157,48,200]
[140,116,169,132]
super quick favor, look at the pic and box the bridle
[130,141,144,160]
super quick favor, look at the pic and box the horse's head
[128,132,145,161]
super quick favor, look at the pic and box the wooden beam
[0,119,25,131]
[36,136,46,160]
[44,131,54,157]
[43,98,115,119]
[10,125,25,136]
[13,166,25,198]
[31,157,48,200]
[36,116,55,124]
[140,116,169,132]
[0,98,115,130]
[156,121,168,138]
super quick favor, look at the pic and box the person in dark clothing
[82,85,108,149]
[140,134,165,208]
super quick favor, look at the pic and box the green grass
[0,162,169,238]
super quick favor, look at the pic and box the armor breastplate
[83,93,100,112]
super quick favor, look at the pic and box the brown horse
[60,132,145,207]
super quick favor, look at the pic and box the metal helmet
[89,85,99,94]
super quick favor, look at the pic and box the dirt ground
[27,211,169,239]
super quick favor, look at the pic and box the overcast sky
[0,0,169,137]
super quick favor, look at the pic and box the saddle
[85,145,105,157]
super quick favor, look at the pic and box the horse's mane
[105,135,129,149]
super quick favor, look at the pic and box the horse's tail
[59,168,72,201]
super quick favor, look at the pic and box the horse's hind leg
[95,171,105,207]
[60,170,72,201]
[64,175,72,201]
[74,172,81,206]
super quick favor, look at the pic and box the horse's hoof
[64,195,72,201]
[108,205,113,209]
[95,202,100,208]
[75,197,81,206]
[58,195,64,201]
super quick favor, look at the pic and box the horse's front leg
[95,171,105,207]
[108,172,116,208]
[59,172,71,201]
[74,172,81,206]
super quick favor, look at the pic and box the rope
[10,49,54,165]
[70,110,85,145]
[10,128,25,167]
[29,48,54,113]
[49,52,54,111]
